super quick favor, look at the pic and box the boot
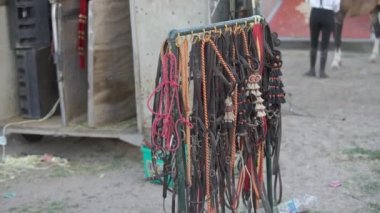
[305,48,317,76]
[320,50,329,78]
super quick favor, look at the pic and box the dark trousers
[310,8,335,51]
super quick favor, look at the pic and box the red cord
[252,23,267,185]
[262,117,268,137]
[252,24,264,75]
[77,0,88,69]
[147,52,192,152]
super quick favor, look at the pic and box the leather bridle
[147,18,285,213]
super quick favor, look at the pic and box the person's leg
[319,10,334,78]
[369,9,380,62]
[306,8,320,76]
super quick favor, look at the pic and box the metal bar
[129,0,144,134]
[52,2,68,127]
[168,15,265,41]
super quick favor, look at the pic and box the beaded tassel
[247,74,266,117]
[224,96,235,128]
[268,51,286,104]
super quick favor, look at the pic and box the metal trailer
[0,0,268,146]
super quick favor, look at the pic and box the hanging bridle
[147,16,285,213]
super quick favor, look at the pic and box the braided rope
[241,30,253,69]
[178,38,192,187]
[202,36,238,213]
[209,39,238,183]
[201,38,212,212]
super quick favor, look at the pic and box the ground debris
[0,154,70,182]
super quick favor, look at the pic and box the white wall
[130,0,209,135]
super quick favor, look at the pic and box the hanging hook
[202,28,206,40]
[235,22,242,34]
[203,29,211,42]
[233,22,238,34]
[168,42,172,53]
[190,30,194,42]
[191,31,199,44]
[225,24,232,33]
[213,26,221,38]
[175,32,183,47]
[257,16,261,24]
[193,34,200,44]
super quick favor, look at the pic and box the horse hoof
[331,59,341,70]
[331,64,339,70]
[369,55,377,63]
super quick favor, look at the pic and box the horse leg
[369,9,380,62]
[332,11,345,69]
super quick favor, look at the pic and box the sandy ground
[0,50,379,213]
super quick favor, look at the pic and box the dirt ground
[0,50,379,213]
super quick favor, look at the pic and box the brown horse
[332,0,380,68]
